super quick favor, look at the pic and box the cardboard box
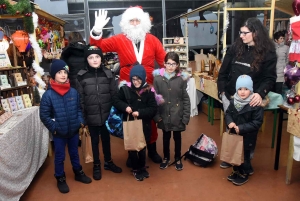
[201,101,221,120]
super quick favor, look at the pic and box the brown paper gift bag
[220,130,244,166]
[80,127,94,163]
[123,115,146,151]
[287,108,300,137]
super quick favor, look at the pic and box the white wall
[34,0,68,15]
[180,10,217,47]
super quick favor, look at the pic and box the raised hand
[93,9,110,35]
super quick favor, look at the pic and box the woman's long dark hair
[235,17,275,71]
[68,32,85,44]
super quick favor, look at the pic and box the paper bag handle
[227,128,240,135]
[127,114,137,121]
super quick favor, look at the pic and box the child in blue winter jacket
[40,59,92,194]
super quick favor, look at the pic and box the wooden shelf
[163,37,189,70]
[163,44,187,47]
[1,85,29,92]
[0,67,25,72]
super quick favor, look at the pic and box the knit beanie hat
[50,59,69,79]
[236,75,253,92]
[84,45,104,61]
[130,64,146,89]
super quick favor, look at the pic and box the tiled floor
[21,111,300,201]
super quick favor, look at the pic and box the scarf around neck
[50,79,70,96]
[163,71,176,80]
[233,92,252,112]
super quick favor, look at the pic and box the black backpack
[170,133,218,167]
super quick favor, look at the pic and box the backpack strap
[169,152,188,166]
[122,86,131,105]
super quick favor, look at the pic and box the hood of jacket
[118,80,164,105]
[61,42,85,58]
[152,68,190,81]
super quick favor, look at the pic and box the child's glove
[92,9,110,35]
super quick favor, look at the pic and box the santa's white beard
[123,25,146,44]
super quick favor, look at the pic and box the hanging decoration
[220,3,230,58]
[11,30,29,52]
[30,12,46,89]
[210,22,214,34]
[0,0,34,33]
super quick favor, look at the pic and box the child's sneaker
[232,172,249,186]
[132,170,144,181]
[104,160,122,173]
[227,166,239,181]
[249,166,254,176]
[160,158,170,169]
[140,167,150,178]
[175,159,183,171]
[227,170,239,181]
[220,161,232,169]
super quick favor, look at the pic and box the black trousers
[89,125,112,165]
[162,130,182,160]
[234,149,251,175]
[128,147,146,170]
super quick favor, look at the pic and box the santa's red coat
[90,33,166,84]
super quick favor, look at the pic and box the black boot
[147,142,162,163]
[55,174,69,194]
[73,168,92,184]
[126,152,132,168]
[93,164,101,180]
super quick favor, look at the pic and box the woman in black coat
[217,17,277,169]
[61,32,86,89]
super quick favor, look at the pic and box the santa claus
[90,6,165,164]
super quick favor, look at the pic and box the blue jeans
[53,134,81,177]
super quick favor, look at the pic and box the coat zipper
[95,69,102,123]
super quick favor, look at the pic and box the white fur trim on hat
[122,7,145,21]
[120,6,151,34]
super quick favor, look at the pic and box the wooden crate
[201,101,221,120]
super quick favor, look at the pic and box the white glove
[92,9,110,35]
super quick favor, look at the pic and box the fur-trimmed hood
[152,68,190,81]
[118,80,164,105]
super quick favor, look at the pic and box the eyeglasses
[239,31,251,36]
[165,63,178,67]
[132,78,142,82]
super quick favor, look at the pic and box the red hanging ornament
[11,30,30,53]
[2,4,6,10]
[16,11,20,15]
[294,94,300,103]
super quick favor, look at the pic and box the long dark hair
[164,52,180,74]
[235,17,275,71]
[68,32,85,44]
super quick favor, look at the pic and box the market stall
[0,0,66,199]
